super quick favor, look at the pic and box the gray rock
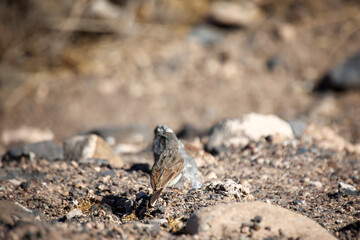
[147,218,168,226]
[266,55,281,72]
[0,200,44,226]
[186,201,336,239]
[288,120,307,138]
[4,141,63,161]
[63,134,123,168]
[339,182,357,195]
[316,51,360,91]
[208,1,262,28]
[206,114,294,154]
[206,179,252,200]
[0,201,61,240]
[66,208,83,220]
[79,158,109,166]
[188,25,223,45]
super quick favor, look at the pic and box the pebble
[206,179,252,200]
[20,181,31,191]
[315,51,360,91]
[147,219,168,226]
[205,171,217,180]
[189,25,223,45]
[8,179,21,186]
[63,134,123,168]
[4,141,63,162]
[338,182,357,195]
[71,161,79,168]
[310,181,323,189]
[208,1,262,27]
[206,114,294,153]
[293,200,307,206]
[288,121,307,138]
[66,208,83,220]
[253,215,262,223]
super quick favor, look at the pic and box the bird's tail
[150,189,163,207]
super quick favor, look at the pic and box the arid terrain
[0,0,360,239]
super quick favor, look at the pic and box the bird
[150,128,184,207]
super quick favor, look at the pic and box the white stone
[66,208,83,219]
[339,182,357,195]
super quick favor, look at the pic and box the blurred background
[0,0,360,148]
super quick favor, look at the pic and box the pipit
[150,129,184,207]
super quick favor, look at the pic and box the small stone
[310,181,323,189]
[66,208,82,220]
[206,179,252,200]
[189,25,223,45]
[98,170,116,177]
[293,200,306,206]
[20,181,31,191]
[303,124,358,154]
[0,200,45,226]
[72,200,79,206]
[79,158,109,166]
[71,161,79,168]
[96,222,105,230]
[266,55,281,72]
[205,171,218,180]
[297,147,307,154]
[273,23,296,41]
[97,184,106,191]
[206,114,294,153]
[315,51,360,91]
[63,134,123,168]
[89,0,122,19]
[335,219,343,224]
[147,219,168,226]
[253,215,262,223]
[288,121,307,138]
[338,182,357,195]
[3,141,63,162]
[208,1,262,28]
[8,179,21,186]
[253,223,261,231]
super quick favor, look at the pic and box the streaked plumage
[150,130,184,206]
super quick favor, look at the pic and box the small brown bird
[150,130,184,207]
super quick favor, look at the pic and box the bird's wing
[151,150,184,190]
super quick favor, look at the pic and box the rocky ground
[1,0,360,239]
[0,116,359,239]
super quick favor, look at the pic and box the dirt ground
[0,0,360,239]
